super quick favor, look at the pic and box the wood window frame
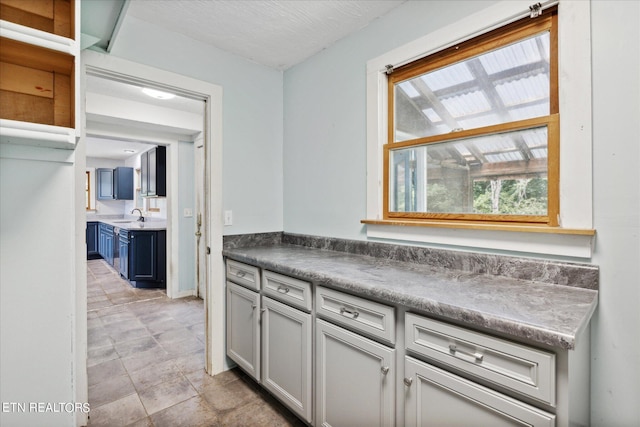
[383,9,559,227]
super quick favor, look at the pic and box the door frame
[80,50,225,376]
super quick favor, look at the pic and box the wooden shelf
[0,36,74,128]
[0,0,75,39]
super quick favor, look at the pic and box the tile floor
[87,259,304,427]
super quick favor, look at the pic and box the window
[85,171,91,210]
[385,9,558,225]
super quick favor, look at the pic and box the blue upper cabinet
[141,146,166,197]
[97,167,134,200]
[97,168,113,200]
[113,167,134,200]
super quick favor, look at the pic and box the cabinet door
[148,148,157,196]
[226,282,260,381]
[119,238,129,279]
[98,227,104,258]
[140,151,148,196]
[105,232,114,266]
[96,168,113,200]
[129,232,157,281]
[262,297,312,423]
[404,356,555,427]
[86,222,98,258]
[113,167,133,200]
[316,319,395,427]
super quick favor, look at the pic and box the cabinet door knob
[381,366,390,375]
[251,304,257,310]
[404,377,413,387]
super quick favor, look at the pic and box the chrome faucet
[131,208,145,222]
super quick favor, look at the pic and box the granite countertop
[87,216,167,231]
[222,244,598,350]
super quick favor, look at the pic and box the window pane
[389,127,548,215]
[394,32,550,142]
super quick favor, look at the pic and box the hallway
[86,259,303,426]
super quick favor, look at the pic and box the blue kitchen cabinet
[119,229,129,279]
[96,168,113,200]
[127,230,166,288]
[87,222,99,259]
[98,223,114,265]
[113,167,134,200]
[140,147,166,197]
[97,167,134,200]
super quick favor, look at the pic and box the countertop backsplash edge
[223,232,599,290]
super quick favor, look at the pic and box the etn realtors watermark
[2,402,90,414]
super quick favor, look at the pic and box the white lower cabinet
[225,281,260,381]
[316,319,396,427]
[404,356,555,427]
[261,296,313,423]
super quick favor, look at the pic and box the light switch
[224,210,233,226]
[184,208,193,218]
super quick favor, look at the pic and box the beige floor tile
[114,336,160,358]
[120,346,173,374]
[87,393,147,427]
[201,376,259,412]
[89,373,137,408]
[149,396,219,427]
[138,376,197,415]
[88,358,126,387]
[87,343,119,367]
[129,359,182,392]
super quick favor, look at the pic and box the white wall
[589,1,640,425]
[1,147,77,426]
[283,0,495,239]
[110,15,284,235]
[283,0,639,425]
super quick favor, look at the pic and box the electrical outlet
[224,210,233,226]
[184,208,193,218]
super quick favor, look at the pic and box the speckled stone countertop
[87,215,167,231]
[223,238,598,351]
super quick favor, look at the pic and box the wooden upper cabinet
[0,0,75,39]
[0,0,77,132]
[0,37,74,128]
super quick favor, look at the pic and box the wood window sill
[361,219,595,236]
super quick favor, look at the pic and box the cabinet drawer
[405,313,556,406]
[316,286,395,345]
[226,259,260,290]
[262,270,312,312]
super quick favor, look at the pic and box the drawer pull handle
[449,344,484,362]
[404,377,413,387]
[381,366,389,375]
[340,307,359,319]
[236,271,246,278]
[277,286,290,294]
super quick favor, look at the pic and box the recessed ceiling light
[141,87,176,100]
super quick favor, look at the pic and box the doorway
[80,50,226,383]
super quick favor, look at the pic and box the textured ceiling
[124,0,406,70]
